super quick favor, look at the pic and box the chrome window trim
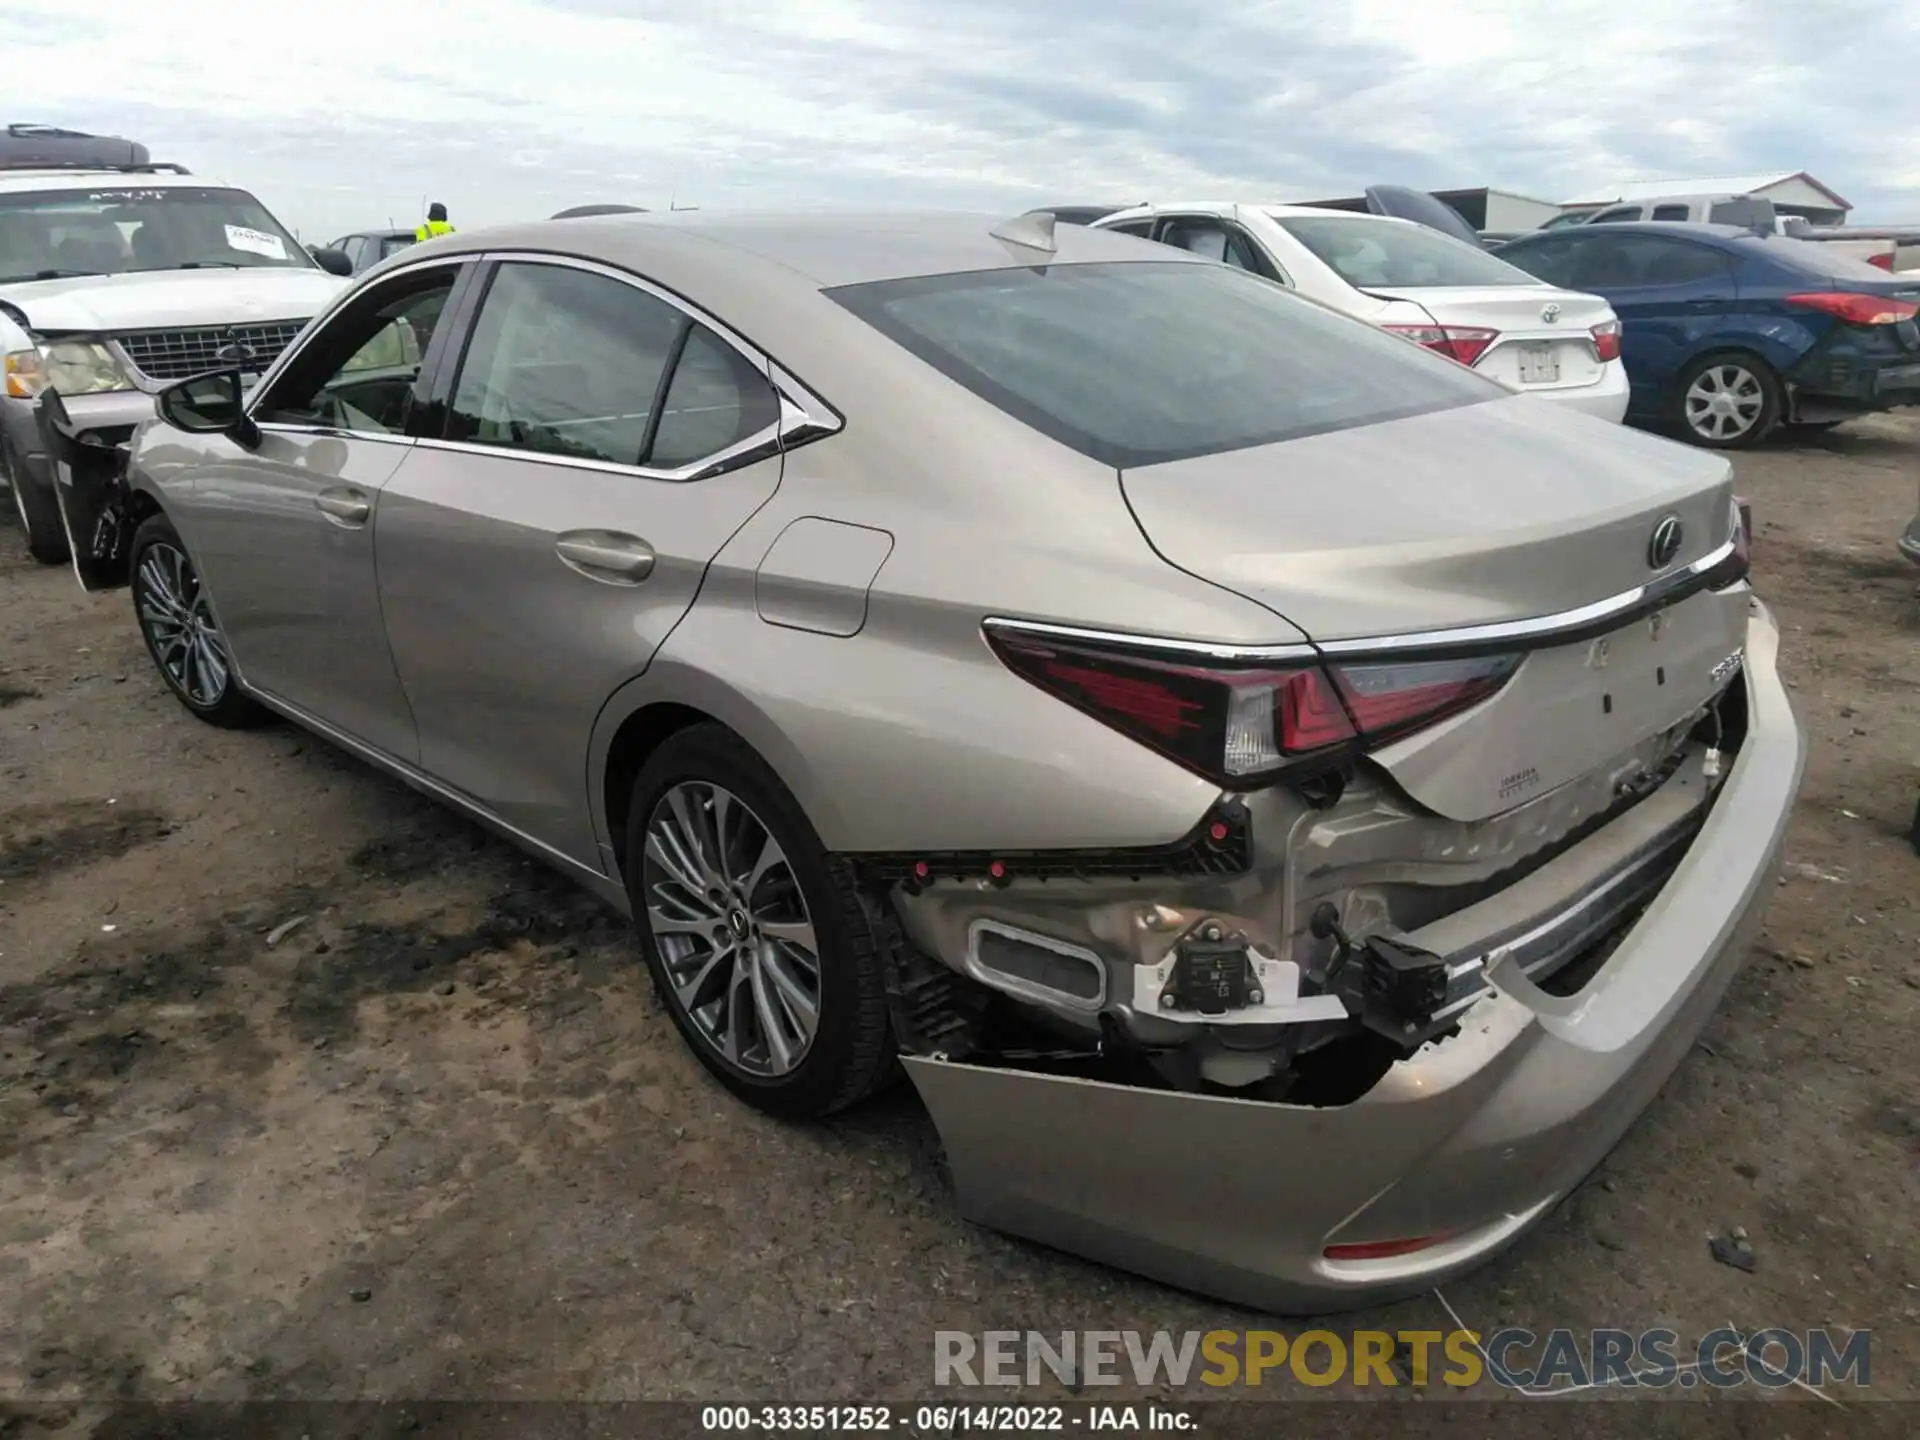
[243,247,843,478]
[411,421,783,485]
[254,422,415,449]
[982,534,1740,664]
[465,249,844,444]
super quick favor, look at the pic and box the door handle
[555,530,656,584]
[314,487,372,526]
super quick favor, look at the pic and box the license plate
[1516,344,1560,384]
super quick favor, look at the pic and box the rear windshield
[828,260,1501,469]
[1757,234,1914,284]
[1272,214,1540,289]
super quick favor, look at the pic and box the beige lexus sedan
[42,210,1804,1311]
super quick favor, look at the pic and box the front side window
[0,185,314,283]
[1271,214,1537,288]
[830,260,1501,469]
[1494,236,1583,288]
[255,269,455,434]
[1650,204,1691,222]
[446,261,779,471]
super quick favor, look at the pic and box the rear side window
[447,260,779,472]
[829,261,1501,469]
[450,262,681,465]
[1589,206,1643,224]
[1650,204,1690,221]
[648,325,781,468]
[1104,219,1153,238]
[1272,215,1537,288]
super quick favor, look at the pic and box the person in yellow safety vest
[415,203,455,241]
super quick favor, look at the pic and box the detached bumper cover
[904,599,1803,1312]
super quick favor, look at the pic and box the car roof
[1509,221,1753,243]
[0,169,223,194]
[417,208,1194,289]
[1098,200,1429,229]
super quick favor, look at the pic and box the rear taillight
[1785,291,1919,325]
[984,630,1520,789]
[1382,324,1499,368]
[1868,253,1895,271]
[1703,494,1751,589]
[1589,318,1622,363]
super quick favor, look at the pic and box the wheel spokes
[641,780,821,1079]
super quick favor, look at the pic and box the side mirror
[310,246,353,277]
[158,369,260,448]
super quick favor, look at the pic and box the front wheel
[624,724,895,1119]
[128,513,266,728]
[1672,353,1781,449]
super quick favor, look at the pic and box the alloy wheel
[640,781,822,1078]
[1684,363,1765,442]
[136,542,231,707]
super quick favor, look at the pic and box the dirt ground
[2,416,1917,1417]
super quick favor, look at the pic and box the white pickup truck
[1780,220,1920,274]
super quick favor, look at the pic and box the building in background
[1559,172,1852,226]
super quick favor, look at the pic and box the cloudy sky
[9,0,1919,237]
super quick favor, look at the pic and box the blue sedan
[1496,222,1920,448]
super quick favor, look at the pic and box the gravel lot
[2,416,1917,1416]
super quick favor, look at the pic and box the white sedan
[1092,202,1630,422]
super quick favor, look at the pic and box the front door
[374,257,787,865]
[178,261,461,761]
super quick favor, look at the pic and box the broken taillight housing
[1382,323,1499,368]
[984,630,1521,789]
[1590,318,1622,362]
[1703,494,1752,589]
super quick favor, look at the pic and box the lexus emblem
[1647,514,1685,569]
[1540,302,1561,324]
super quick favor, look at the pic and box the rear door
[1563,233,1739,409]
[374,255,788,867]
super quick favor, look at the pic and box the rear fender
[36,389,134,591]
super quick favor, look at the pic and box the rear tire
[128,513,267,729]
[624,723,895,1119]
[1671,352,1781,449]
[3,439,70,565]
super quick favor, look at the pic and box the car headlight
[2,342,133,399]
[42,341,134,396]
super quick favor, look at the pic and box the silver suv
[1,166,349,562]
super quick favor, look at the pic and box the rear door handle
[315,486,371,526]
[555,530,656,584]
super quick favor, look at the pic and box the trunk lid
[1120,394,1734,646]
[1364,284,1617,392]
[1121,396,1743,820]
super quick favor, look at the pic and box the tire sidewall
[623,727,881,1117]
[1672,351,1781,449]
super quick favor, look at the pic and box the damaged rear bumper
[903,599,1803,1312]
